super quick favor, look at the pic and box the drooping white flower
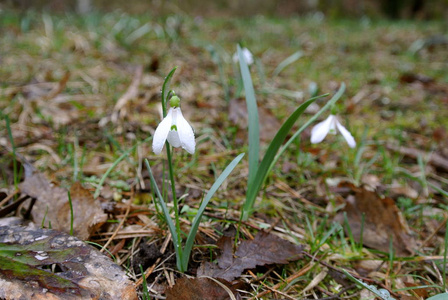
[310,114,356,148]
[152,102,195,155]
[233,47,254,65]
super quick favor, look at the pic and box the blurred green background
[2,0,448,19]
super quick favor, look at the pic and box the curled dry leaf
[198,231,304,281]
[0,225,137,300]
[19,173,107,240]
[165,277,241,300]
[334,184,416,256]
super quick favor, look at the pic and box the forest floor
[1,10,448,299]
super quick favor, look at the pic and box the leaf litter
[0,9,448,299]
[198,231,304,281]
[19,172,107,240]
[334,183,416,256]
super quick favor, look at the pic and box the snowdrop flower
[233,47,254,65]
[310,114,356,148]
[152,95,195,155]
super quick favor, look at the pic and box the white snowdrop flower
[310,114,356,148]
[152,96,195,155]
[233,47,254,65]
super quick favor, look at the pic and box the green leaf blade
[182,153,244,270]
[238,45,259,188]
[242,97,317,220]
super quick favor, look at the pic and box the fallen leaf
[165,277,241,300]
[0,225,137,300]
[19,173,107,240]
[403,282,429,298]
[334,184,416,256]
[198,231,303,281]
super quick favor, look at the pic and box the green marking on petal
[171,125,177,131]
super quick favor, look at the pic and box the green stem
[165,143,183,269]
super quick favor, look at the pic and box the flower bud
[169,95,181,108]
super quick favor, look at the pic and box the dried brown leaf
[334,185,416,256]
[165,277,241,300]
[0,225,137,300]
[19,173,107,240]
[198,231,303,281]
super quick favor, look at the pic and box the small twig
[302,284,357,300]
[100,201,131,253]
[387,144,448,171]
[135,234,172,287]
[302,251,400,298]
[0,189,20,208]
[248,267,276,284]
[419,215,448,251]
[254,263,313,299]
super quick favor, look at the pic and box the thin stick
[254,263,313,299]
[0,190,20,208]
[100,202,131,253]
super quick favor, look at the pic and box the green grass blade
[238,44,259,187]
[182,153,244,270]
[94,136,152,199]
[443,220,448,290]
[273,50,303,77]
[242,97,317,220]
[67,191,74,236]
[139,264,150,300]
[144,159,182,271]
[161,66,178,117]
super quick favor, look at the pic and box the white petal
[175,108,195,154]
[310,115,334,144]
[328,115,337,134]
[167,130,181,147]
[152,108,173,154]
[335,119,356,148]
[242,48,254,65]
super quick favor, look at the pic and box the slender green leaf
[427,293,448,300]
[273,50,303,77]
[94,136,152,199]
[161,67,177,117]
[67,191,74,236]
[238,44,259,188]
[182,153,244,270]
[242,97,317,220]
[144,159,182,271]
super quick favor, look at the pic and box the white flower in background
[152,96,195,155]
[233,47,254,65]
[310,114,356,148]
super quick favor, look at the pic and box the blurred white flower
[152,106,195,154]
[310,114,356,148]
[233,47,254,65]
